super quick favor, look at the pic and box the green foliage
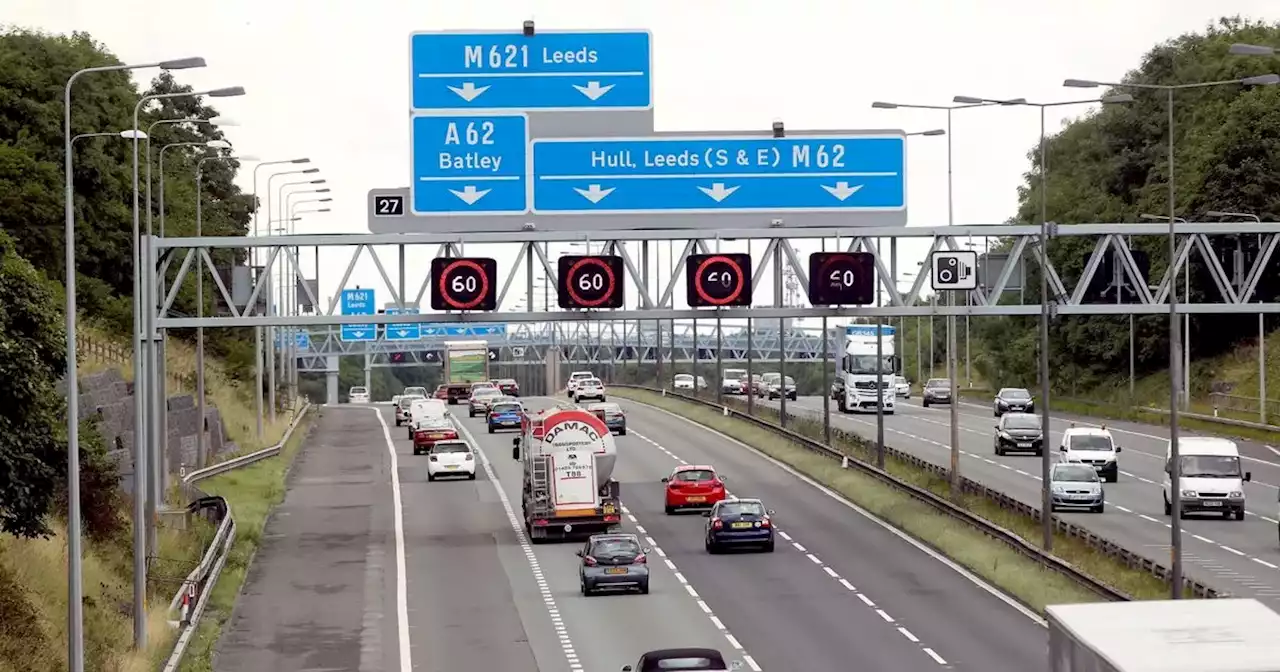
[974,17,1280,392]
[0,232,70,538]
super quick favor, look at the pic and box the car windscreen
[399,396,424,408]
[673,469,715,482]
[1003,416,1040,430]
[723,370,746,379]
[1000,389,1031,399]
[491,403,522,414]
[717,501,765,517]
[589,538,640,558]
[430,442,469,454]
[675,374,693,381]
[782,376,794,385]
[1179,454,1243,477]
[926,379,949,388]
[1070,435,1113,451]
[1053,465,1098,482]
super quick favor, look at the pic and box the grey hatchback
[577,533,650,595]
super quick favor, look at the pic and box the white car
[567,370,595,397]
[574,378,607,402]
[426,440,476,481]
[349,386,370,403]
[1060,424,1121,482]
[674,374,696,391]
[894,376,910,398]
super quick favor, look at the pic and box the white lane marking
[451,416,584,671]
[783,399,1280,580]
[372,409,413,672]
[1253,558,1279,569]
[626,426,957,664]
[619,404,1048,628]
[923,648,948,665]
[1267,445,1280,458]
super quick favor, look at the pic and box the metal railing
[613,384,1219,601]
[161,402,313,671]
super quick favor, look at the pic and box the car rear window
[590,537,641,557]
[431,442,469,454]
[499,379,517,385]
[718,501,765,517]
[650,657,724,670]
[351,387,368,394]
[674,469,715,482]
[491,403,521,413]
[399,395,423,408]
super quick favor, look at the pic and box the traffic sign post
[411,113,529,215]
[340,289,377,341]
[686,253,753,308]
[557,255,626,309]
[409,30,653,112]
[531,134,905,215]
[384,307,422,341]
[808,252,876,306]
[931,251,979,291]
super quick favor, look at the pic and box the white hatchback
[349,386,370,403]
[574,378,607,402]
[427,440,476,481]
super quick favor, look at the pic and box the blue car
[704,498,775,553]
[487,400,524,434]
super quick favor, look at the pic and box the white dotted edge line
[629,427,949,666]
[782,400,1280,584]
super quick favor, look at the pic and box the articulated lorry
[444,340,489,384]
[511,407,621,542]
[839,324,897,414]
[1047,598,1280,672]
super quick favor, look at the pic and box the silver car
[921,378,952,407]
[1049,463,1104,513]
[577,533,650,595]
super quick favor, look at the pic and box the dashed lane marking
[627,427,951,666]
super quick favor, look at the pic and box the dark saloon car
[994,412,1044,456]
[994,387,1035,416]
[577,533,649,595]
[704,498,775,553]
[487,400,524,434]
[587,402,627,435]
[921,378,952,407]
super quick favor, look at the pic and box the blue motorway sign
[295,331,311,350]
[384,307,422,341]
[409,30,653,111]
[420,323,508,338]
[340,288,376,342]
[411,113,529,216]
[530,134,906,215]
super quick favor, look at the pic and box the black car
[994,387,1035,416]
[921,378,952,407]
[704,498,775,553]
[830,378,846,400]
[622,648,738,672]
[994,412,1044,456]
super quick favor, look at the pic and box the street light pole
[279,185,331,403]
[283,190,332,398]
[1065,71,1280,597]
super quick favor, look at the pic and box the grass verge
[173,408,317,672]
[615,388,1176,613]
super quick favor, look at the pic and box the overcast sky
[12,0,1280,331]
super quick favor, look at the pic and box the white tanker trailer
[512,407,621,542]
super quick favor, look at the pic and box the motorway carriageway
[212,400,1046,671]
[756,394,1280,604]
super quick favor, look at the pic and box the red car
[413,420,458,456]
[661,465,728,514]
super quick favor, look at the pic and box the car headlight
[1229,491,1244,498]
[999,431,1012,440]
[998,400,1009,406]
[1051,485,1065,494]
[1181,489,1198,498]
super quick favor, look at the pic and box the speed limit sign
[430,257,498,311]
[685,253,753,307]
[557,255,625,309]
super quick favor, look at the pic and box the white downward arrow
[449,185,491,205]
[447,82,490,102]
[573,81,615,100]
[352,331,366,338]
[396,330,408,337]
[573,184,615,203]
[697,183,740,202]
[821,181,862,201]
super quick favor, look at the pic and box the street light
[265,177,326,417]
[1231,43,1278,56]
[1208,210,1269,423]
[1071,72,1280,598]
[953,91,1133,550]
[63,55,207,667]
[281,187,331,393]
[907,128,946,136]
[1142,213,1196,416]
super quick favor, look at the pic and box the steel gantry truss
[292,322,838,372]
[150,221,1280,332]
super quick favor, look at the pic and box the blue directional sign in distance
[411,113,529,216]
[420,323,508,338]
[384,307,422,341]
[340,288,377,342]
[409,30,652,111]
[531,134,906,215]
[295,331,311,350]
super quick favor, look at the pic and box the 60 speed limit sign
[430,257,498,311]
[557,255,625,309]
[685,253,753,307]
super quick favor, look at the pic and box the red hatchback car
[661,465,727,514]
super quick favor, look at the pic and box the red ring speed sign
[694,255,745,305]
[438,259,490,310]
[565,257,617,308]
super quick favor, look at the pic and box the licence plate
[429,434,445,439]
[685,496,706,503]
[1017,442,1032,448]
[1203,500,1223,507]
[604,568,627,575]
[731,522,754,529]
[445,465,458,470]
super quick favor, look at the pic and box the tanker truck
[511,407,621,542]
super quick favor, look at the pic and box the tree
[0,231,70,538]
[972,17,1280,394]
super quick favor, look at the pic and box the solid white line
[372,409,413,672]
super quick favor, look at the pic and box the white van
[1162,437,1252,521]
[407,398,448,438]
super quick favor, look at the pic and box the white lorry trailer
[839,324,897,414]
[1047,598,1280,672]
[511,407,621,542]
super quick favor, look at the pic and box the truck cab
[840,324,896,414]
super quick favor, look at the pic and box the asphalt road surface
[753,393,1280,605]
[501,394,1048,671]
